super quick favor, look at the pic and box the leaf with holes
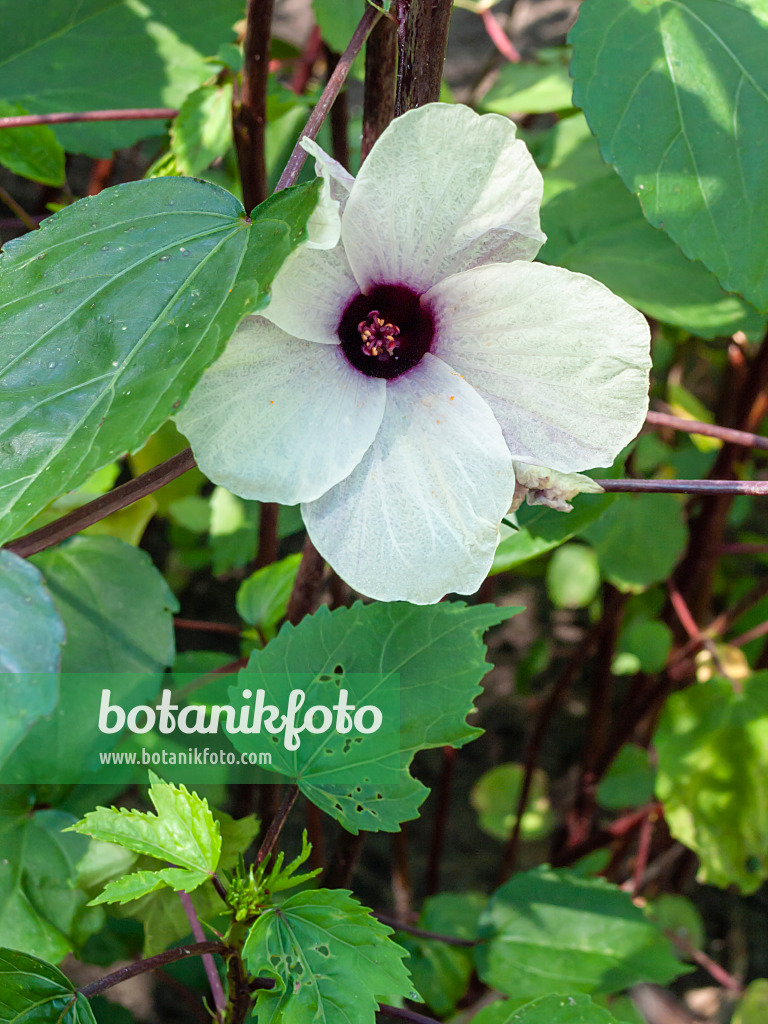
[0,176,320,544]
[0,947,98,1024]
[0,0,244,157]
[0,550,64,768]
[570,0,768,310]
[242,889,416,1024]
[475,868,686,1002]
[228,601,516,833]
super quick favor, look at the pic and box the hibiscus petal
[301,354,515,604]
[265,243,358,344]
[342,103,545,293]
[301,137,355,208]
[427,262,651,472]
[176,317,385,504]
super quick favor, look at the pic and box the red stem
[0,108,177,129]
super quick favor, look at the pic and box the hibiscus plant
[1,2,768,1024]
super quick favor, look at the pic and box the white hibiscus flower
[176,103,650,604]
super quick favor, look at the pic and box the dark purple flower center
[338,284,435,380]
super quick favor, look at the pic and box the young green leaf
[242,889,416,1024]
[88,866,210,906]
[171,82,234,177]
[0,177,321,543]
[71,773,221,877]
[655,672,768,893]
[476,868,686,1002]
[0,101,65,186]
[236,552,302,637]
[0,948,97,1024]
[0,0,243,157]
[229,601,517,833]
[0,550,64,767]
[570,0,768,311]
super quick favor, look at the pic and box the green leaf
[475,868,685,1002]
[733,979,768,1024]
[243,888,415,1024]
[88,866,209,906]
[0,550,64,767]
[646,894,705,952]
[0,177,321,542]
[597,745,657,810]
[72,773,221,876]
[171,82,234,177]
[470,764,553,842]
[570,0,768,310]
[236,553,302,636]
[582,494,687,592]
[229,601,516,833]
[0,947,97,1024]
[0,101,65,186]
[654,672,768,892]
[493,493,614,574]
[397,894,485,1017]
[34,536,177,674]
[0,0,243,157]
[481,55,574,114]
[539,170,765,339]
[2,538,176,784]
[546,543,601,609]
[0,810,103,963]
[617,620,673,674]
[500,993,624,1024]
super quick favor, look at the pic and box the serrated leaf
[0,177,320,542]
[570,0,768,310]
[0,810,104,963]
[0,0,243,157]
[236,553,301,635]
[0,947,97,1024]
[229,601,516,833]
[493,493,615,574]
[171,82,234,176]
[243,889,415,1024]
[654,672,768,892]
[475,868,686,1002]
[89,866,209,906]
[72,773,221,877]
[0,550,64,767]
[582,494,687,592]
[0,101,65,186]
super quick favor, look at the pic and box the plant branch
[178,892,227,1019]
[3,448,196,558]
[285,535,326,624]
[362,11,398,160]
[174,618,243,636]
[0,108,177,129]
[600,478,768,495]
[275,5,382,191]
[255,784,299,864]
[645,409,768,452]
[375,913,474,947]
[233,0,275,212]
[378,1004,441,1024]
[78,942,228,1000]
[395,0,453,114]
[0,183,38,233]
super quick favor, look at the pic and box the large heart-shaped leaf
[0,0,243,157]
[0,177,320,543]
[0,947,97,1024]
[570,0,768,310]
